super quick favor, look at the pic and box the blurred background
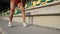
[0,0,54,16]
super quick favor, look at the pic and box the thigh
[17,3,25,11]
[17,0,26,7]
[10,1,15,10]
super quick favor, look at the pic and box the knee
[20,7,25,11]
[10,7,15,10]
[10,7,15,11]
[18,3,21,8]
[10,8,15,14]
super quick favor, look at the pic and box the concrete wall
[32,5,60,29]
[26,4,60,29]
[33,16,60,29]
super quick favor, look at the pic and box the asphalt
[0,29,2,34]
[0,22,5,34]
[0,19,60,34]
[0,32,2,34]
[0,24,2,34]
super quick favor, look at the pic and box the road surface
[0,19,60,34]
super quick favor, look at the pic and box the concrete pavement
[0,20,5,34]
[0,26,5,34]
[0,19,60,34]
[0,27,2,34]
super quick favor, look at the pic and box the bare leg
[18,3,27,26]
[8,2,15,27]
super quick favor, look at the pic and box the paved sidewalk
[0,19,60,34]
[0,26,5,34]
[0,27,2,34]
[0,22,5,34]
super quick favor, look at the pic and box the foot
[8,22,12,27]
[23,23,27,27]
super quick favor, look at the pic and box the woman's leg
[18,3,27,27]
[8,1,15,27]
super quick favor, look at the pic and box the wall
[26,4,60,29]
[33,16,60,29]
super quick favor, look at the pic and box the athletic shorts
[15,0,25,7]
